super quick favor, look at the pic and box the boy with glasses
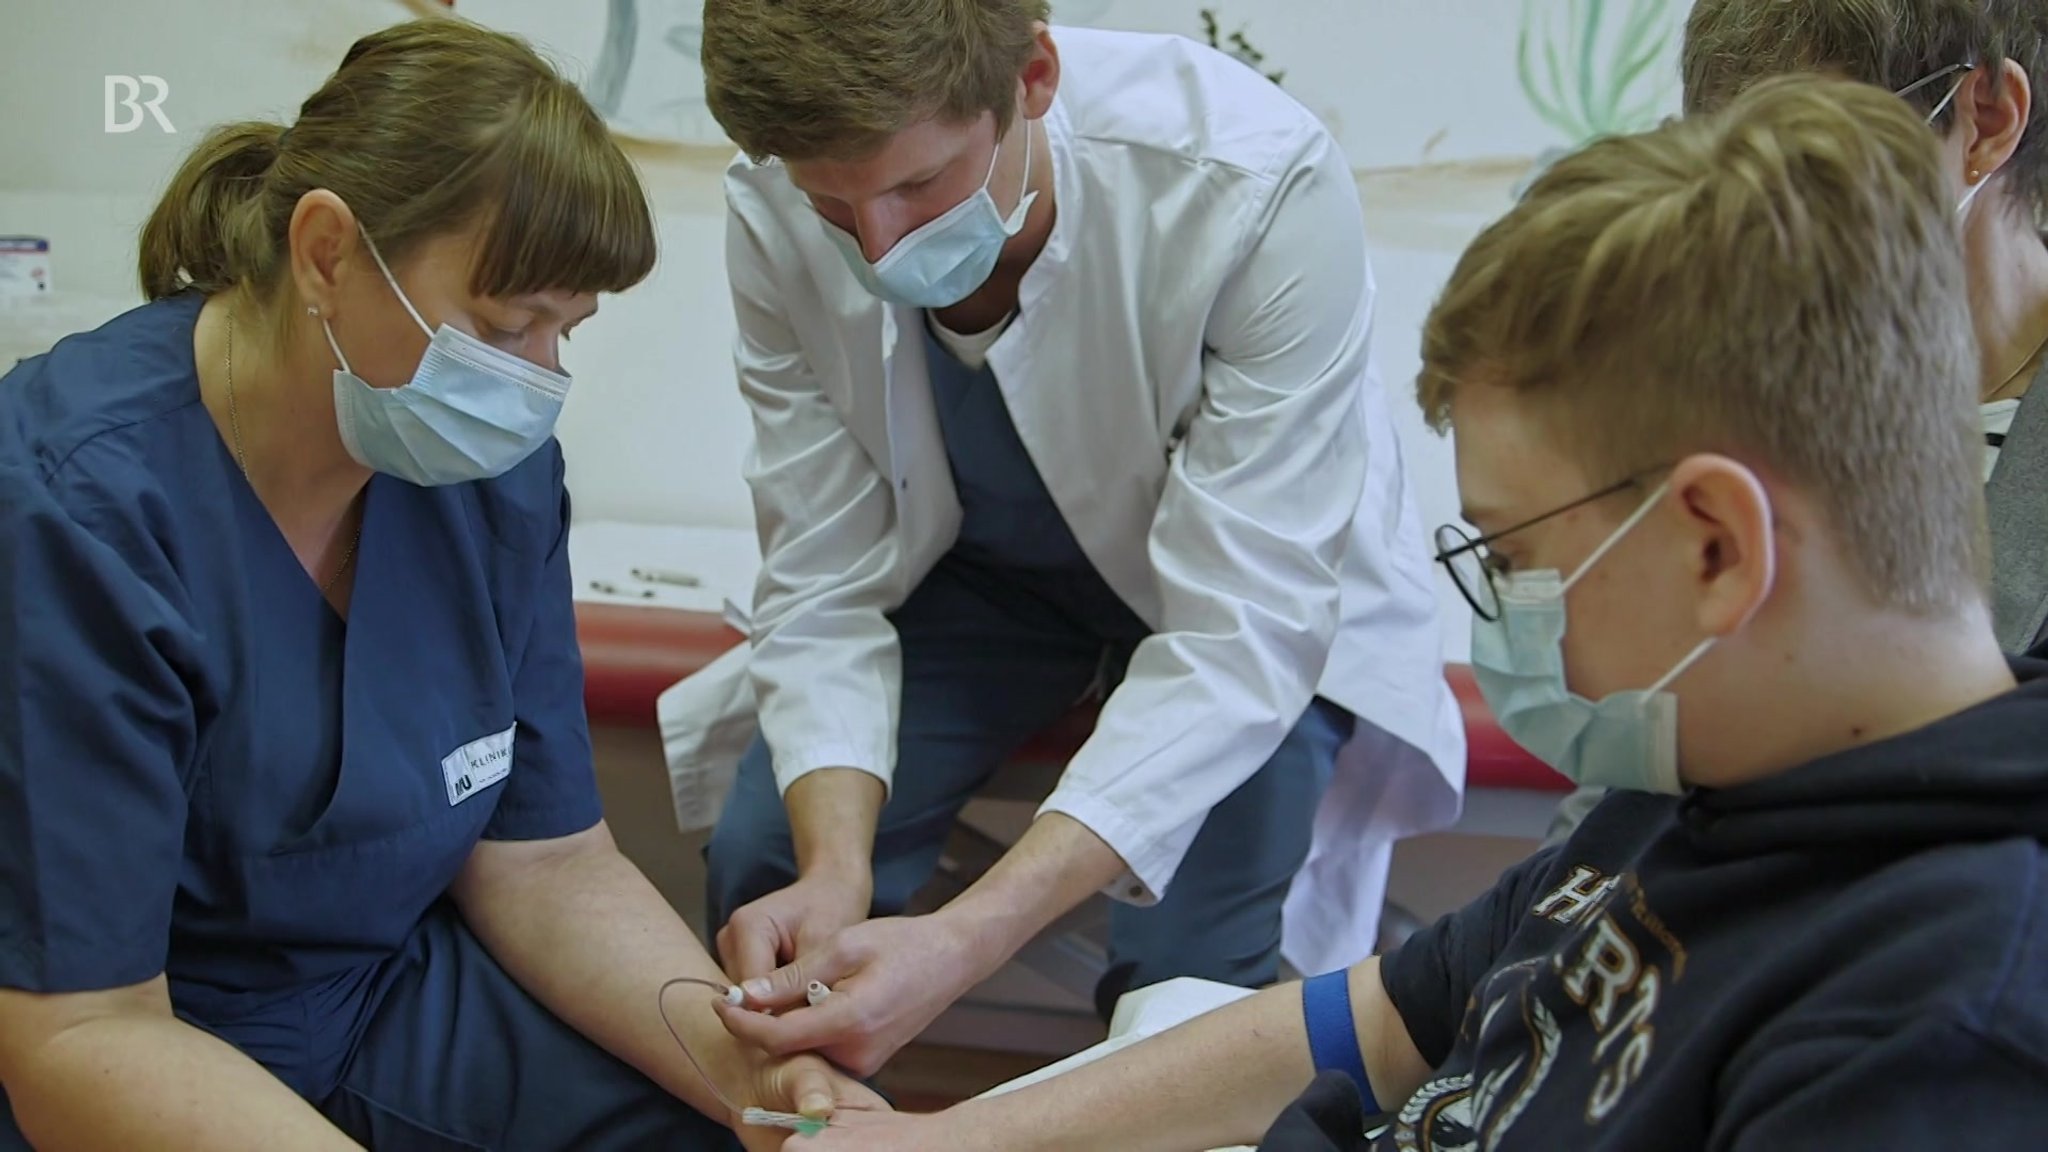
[781,73,2048,1152]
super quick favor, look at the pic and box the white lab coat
[659,26,1465,973]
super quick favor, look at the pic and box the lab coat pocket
[657,643,757,833]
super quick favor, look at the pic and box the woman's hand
[729,1050,890,1152]
[778,1106,1001,1152]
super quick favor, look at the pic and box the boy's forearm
[955,977,1319,1151]
[946,959,1430,1152]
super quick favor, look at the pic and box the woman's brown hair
[138,17,656,313]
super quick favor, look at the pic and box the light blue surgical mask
[325,230,571,486]
[821,120,1039,309]
[1469,483,1716,794]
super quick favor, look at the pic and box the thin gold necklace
[1988,324,2048,404]
[226,308,361,595]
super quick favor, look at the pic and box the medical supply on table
[656,976,832,1137]
[567,522,760,618]
[589,580,655,599]
[631,566,702,588]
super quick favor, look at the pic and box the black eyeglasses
[1433,470,1658,621]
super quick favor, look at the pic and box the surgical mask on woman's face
[1469,482,1716,794]
[324,230,571,487]
[821,119,1039,309]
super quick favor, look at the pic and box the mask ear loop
[1555,478,1725,694]
[1645,636,1717,696]
[1914,67,1993,218]
[1002,117,1038,232]
[1920,67,1970,122]
[1560,480,1672,594]
[354,226,436,340]
[321,320,355,377]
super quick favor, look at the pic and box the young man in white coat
[669,0,1463,1076]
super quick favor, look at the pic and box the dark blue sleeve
[0,471,195,992]
[1715,1014,2048,1147]
[483,447,603,841]
[1378,843,1564,1068]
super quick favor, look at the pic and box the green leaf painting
[1518,0,1678,144]
[1200,8,1286,87]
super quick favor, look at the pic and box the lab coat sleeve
[726,189,904,796]
[1039,129,1377,901]
[0,464,195,993]
[484,443,606,842]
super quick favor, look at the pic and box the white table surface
[567,519,761,622]
[981,977,1259,1152]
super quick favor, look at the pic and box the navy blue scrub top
[0,292,603,1100]
[921,321,1149,642]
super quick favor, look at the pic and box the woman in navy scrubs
[0,18,874,1152]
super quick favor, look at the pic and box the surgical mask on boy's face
[820,119,1039,309]
[1469,482,1716,794]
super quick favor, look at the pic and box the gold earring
[1969,168,1982,182]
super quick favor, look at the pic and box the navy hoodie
[1262,661,2048,1150]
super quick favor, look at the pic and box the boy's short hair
[701,0,1052,163]
[1417,75,1986,615]
[1682,0,2048,223]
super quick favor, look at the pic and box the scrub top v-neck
[0,291,603,1101]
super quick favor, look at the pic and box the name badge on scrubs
[442,724,516,807]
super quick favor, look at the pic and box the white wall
[3,0,1685,658]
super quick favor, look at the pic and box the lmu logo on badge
[105,76,175,134]
[442,725,517,806]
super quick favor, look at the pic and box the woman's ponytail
[136,121,285,301]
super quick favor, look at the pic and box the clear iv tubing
[658,977,830,1135]
[657,976,749,1116]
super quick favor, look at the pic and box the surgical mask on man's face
[1469,482,1716,794]
[820,119,1039,310]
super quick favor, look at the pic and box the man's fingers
[727,917,783,984]
[715,993,864,1058]
[738,957,811,1010]
[742,941,861,1009]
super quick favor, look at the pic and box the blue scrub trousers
[314,906,740,1151]
[707,557,1352,1018]
[0,906,737,1152]
[0,908,738,1152]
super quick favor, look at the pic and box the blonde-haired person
[1546,0,2048,843]
[670,0,1462,1075]
[0,18,876,1152]
[776,72,2048,1151]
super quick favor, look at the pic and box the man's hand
[718,873,873,983]
[718,913,999,1077]
[730,1050,890,1152]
